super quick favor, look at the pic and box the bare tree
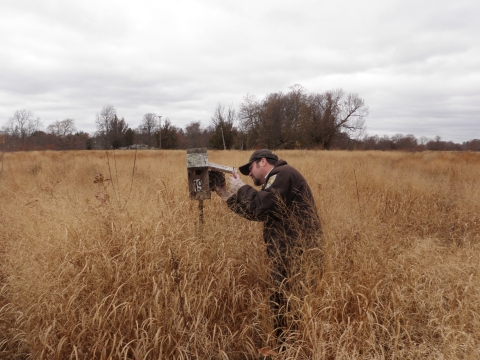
[139,113,158,148]
[258,92,286,149]
[46,118,77,150]
[95,105,116,149]
[239,94,261,149]
[3,109,42,148]
[209,104,237,150]
[283,84,307,148]
[47,119,76,138]
[339,91,368,136]
[185,121,207,148]
[419,136,429,147]
[463,139,480,151]
[109,115,129,149]
[238,86,368,150]
[426,135,444,151]
[307,89,368,149]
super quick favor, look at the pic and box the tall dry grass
[0,150,479,359]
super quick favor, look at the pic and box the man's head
[239,149,278,186]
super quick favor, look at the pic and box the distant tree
[68,131,90,150]
[124,128,135,147]
[239,94,261,148]
[185,121,208,148]
[47,119,77,149]
[332,131,362,150]
[209,104,237,150]
[156,118,179,149]
[419,136,429,146]
[239,91,287,149]
[378,135,393,150]
[94,105,131,149]
[95,105,116,149]
[47,119,76,138]
[258,92,286,149]
[463,139,480,151]
[139,113,158,148]
[391,133,418,150]
[29,130,55,150]
[362,135,379,150]
[109,115,129,149]
[177,128,187,149]
[306,89,368,149]
[426,136,443,151]
[86,137,94,150]
[238,86,368,150]
[445,141,462,151]
[282,84,307,149]
[3,109,42,149]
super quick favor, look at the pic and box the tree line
[1,86,479,152]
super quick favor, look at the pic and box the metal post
[0,135,4,172]
[158,115,162,149]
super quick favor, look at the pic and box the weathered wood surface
[186,148,208,168]
[207,162,236,174]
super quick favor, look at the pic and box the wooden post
[198,199,204,230]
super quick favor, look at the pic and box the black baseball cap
[239,149,278,175]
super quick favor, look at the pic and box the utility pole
[0,135,4,172]
[156,115,162,149]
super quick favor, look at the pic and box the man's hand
[215,185,234,202]
[228,171,246,194]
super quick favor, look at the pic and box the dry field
[1,150,479,359]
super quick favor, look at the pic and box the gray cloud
[1,0,479,143]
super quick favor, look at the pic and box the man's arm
[228,171,292,222]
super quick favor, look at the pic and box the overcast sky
[1,0,479,143]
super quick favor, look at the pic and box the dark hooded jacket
[227,159,322,271]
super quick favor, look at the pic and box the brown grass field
[0,150,479,359]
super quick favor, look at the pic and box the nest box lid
[187,148,208,168]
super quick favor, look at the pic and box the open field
[1,150,480,359]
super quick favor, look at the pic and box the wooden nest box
[186,148,235,200]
